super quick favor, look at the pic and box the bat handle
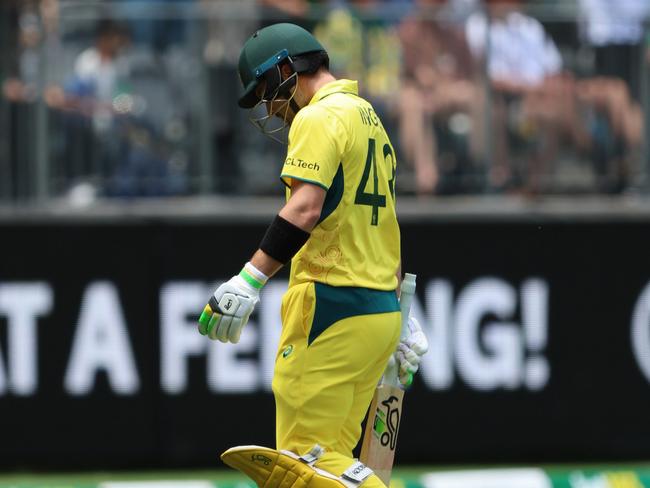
[399,273,417,341]
[383,273,417,387]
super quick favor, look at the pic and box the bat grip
[382,273,417,387]
[399,273,417,341]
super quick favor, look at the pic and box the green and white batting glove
[395,316,429,386]
[198,262,268,343]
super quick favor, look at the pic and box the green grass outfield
[1,464,650,488]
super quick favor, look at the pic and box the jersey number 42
[355,138,396,226]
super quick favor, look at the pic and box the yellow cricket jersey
[280,79,400,291]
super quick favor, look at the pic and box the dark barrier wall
[1,218,650,469]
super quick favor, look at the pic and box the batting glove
[198,263,268,343]
[395,316,429,386]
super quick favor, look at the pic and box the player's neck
[296,69,337,107]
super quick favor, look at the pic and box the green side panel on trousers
[309,283,399,345]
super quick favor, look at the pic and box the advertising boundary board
[1,218,650,469]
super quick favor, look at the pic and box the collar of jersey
[309,79,358,105]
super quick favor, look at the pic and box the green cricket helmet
[237,23,328,108]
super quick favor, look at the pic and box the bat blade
[359,384,404,486]
[360,273,416,486]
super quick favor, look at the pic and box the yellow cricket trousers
[272,281,401,488]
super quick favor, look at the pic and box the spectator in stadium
[465,0,588,193]
[260,0,313,29]
[42,20,127,193]
[576,0,647,192]
[578,0,649,101]
[47,20,185,198]
[2,1,47,104]
[313,0,402,106]
[396,0,480,195]
[574,76,644,193]
[1,0,62,200]
[112,0,194,52]
[64,20,130,109]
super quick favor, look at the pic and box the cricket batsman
[198,23,428,488]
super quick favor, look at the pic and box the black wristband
[260,215,311,265]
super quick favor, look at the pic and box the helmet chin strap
[262,57,308,116]
[289,98,301,114]
[276,72,302,115]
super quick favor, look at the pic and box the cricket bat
[359,273,417,486]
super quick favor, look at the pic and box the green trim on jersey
[309,283,399,346]
[317,163,344,225]
[280,174,329,191]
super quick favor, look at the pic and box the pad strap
[260,215,310,265]
[341,462,373,484]
[299,444,325,465]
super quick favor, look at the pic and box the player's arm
[249,180,326,276]
[198,180,326,343]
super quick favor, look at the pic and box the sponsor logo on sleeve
[284,157,321,172]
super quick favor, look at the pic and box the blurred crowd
[1,0,649,202]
